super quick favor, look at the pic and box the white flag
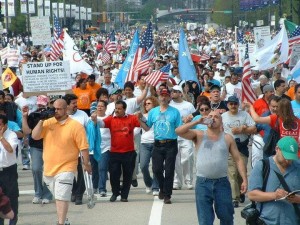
[252,26,289,70]
[63,30,93,75]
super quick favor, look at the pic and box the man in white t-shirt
[169,85,196,190]
[222,73,242,103]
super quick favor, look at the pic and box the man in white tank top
[175,111,247,225]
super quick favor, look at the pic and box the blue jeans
[195,176,234,225]
[98,151,110,192]
[140,143,159,190]
[30,147,52,200]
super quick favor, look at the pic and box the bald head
[53,99,68,121]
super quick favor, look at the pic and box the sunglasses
[200,108,210,112]
[228,102,238,106]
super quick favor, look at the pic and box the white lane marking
[148,197,163,225]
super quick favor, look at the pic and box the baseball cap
[172,85,183,93]
[37,95,49,106]
[277,136,299,160]
[227,95,239,103]
[110,89,122,96]
[160,88,170,96]
[263,84,274,94]
[210,84,221,91]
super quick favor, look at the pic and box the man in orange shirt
[32,99,92,225]
[87,74,101,100]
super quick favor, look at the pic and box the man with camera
[21,95,53,204]
[248,136,300,225]
[32,98,91,225]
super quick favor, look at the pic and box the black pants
[72,157,86,198]
[0,164,19,225]
[109,151,136,199]
[152,140,178,198]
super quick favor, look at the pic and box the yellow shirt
[41,117,89,176]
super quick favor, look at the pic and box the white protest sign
[22,61,72,96]
[253,26,271,49]
[238,43,256,67]
[30,17,52,46]
[289,44,300,67]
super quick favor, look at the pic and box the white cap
[172,85,183,93]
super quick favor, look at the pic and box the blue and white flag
[178,28,199,86]
[115,30,139,88]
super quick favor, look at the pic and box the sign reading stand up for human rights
[22,61,72,97]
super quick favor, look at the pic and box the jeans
[140,143,159,190]
[30,147,52,200]
[90,151,110,192]
[152,140,178,197]
[195,176,234,225]
[21,145,30,167]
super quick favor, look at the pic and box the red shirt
[270,114,300,157]
[253,98,269,116]
[104,114,140,153]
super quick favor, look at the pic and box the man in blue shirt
[248,136,300,225]
[291,83,300,119]
[139,88,182,204]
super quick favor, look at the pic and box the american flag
[50,14,64,61]
[126,22,154,82]
[237,31,245,44]
[101,51,111,64]
[133,50,151,73]
[144,64,171,86]
[287,26,300,64]
[242,44,257,104]
[105,30,117,54]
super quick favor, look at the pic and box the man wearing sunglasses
[221,95,256,208]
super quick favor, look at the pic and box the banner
[20,0,27,14]
[238,43,256,66]
[186,23,197,31]
[253,26,271,49]
[289,44,300,67]
[1,68,17,89]
[44,0,50,16]
[52,2,58,17]
[71,4,76,18]
[75,6,79,20]
[58,3,64,18]
[7,0,15,16]
[65,4,70,18]
[28,0,35,14]
[37,0,43,17]
[80,7,85,20]
[30,17,52,46]
[87,8,91,21]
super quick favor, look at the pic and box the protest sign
[289,44,300,67]
[30,16,52,46]
[22,61,72,96]
[253,26,271,49]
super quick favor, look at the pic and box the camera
[30,108,55,121]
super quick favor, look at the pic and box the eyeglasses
[172,90,181,93]
[145,102,152,105]
[228,102,238,106]
[200,108,210,112]
[54,107,66,111]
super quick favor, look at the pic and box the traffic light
[102,11,107,23]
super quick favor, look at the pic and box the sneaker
[100,191,107,197]
[22,165,30,170]
[32,197,41,204]
[240,194,245,203]
[42,199,50,204]
[187,184,194,190]
[164,196,172,204]
[110,195,117,202]
[120,198,128,202]
[172,185,182,190]
[75,196,83,205]
[158,191,164,200]
[131,179,138,187]
[152,190,159,196]
[145,187,152,194]
[233,200,239,208]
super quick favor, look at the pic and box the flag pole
[234,26,238,64]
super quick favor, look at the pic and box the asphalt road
[13,164,248,225]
